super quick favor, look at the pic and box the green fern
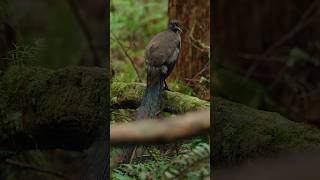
[163,143,210,180]
[112,142,210,180]
[113,161,168,180]
[145,145,166,162]
[6,40,43,66]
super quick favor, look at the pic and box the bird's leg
[155,111,162,119]
[161,66,171,91]
[164,80,170,91]
[174,143,180,155]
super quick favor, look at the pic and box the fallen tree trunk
[213,98,320,166]
[0,66,109,158]
[2,66,320,167]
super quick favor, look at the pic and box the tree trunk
[168,0,210,80]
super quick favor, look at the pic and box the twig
[246,0,320,77]
[129,145,138,164]
[5,159,73,180]
[110,110,210,145]
[186,21,210,84]
[185,78,200,82]
[189,22,210,52]
[192,61,209,79]
[264,1,319,55]
[67,0,101,66]
[185,61,209,87]
[111,31,142,82]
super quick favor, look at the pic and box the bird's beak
[177,27,182,33]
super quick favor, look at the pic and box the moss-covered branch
[111,82,209,113]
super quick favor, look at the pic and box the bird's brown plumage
[144,30,181,88]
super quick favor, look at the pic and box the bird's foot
[164,86,171,91]
[155,111,163,119]
[164,81,171,91]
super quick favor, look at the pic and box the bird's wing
[145,31,180,67]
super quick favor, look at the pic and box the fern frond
[163,143,210,180]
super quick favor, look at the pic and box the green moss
[169,80,196,96]
[164,91,209,113]
[111,82,210,114]
[213,97,320,165]
[213,67,268,108]
[111,82,144,108]
[0,66,109,152]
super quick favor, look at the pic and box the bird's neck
[168,28,179,33]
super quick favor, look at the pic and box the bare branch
[110,110,210,145]
[111,31,142,82]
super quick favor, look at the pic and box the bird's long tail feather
[122,66,164,163]
[137,73,163,119]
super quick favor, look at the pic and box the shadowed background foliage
[0,0,107,179]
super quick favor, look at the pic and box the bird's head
[168,19,182,33]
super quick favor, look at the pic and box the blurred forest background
[214,0,320,124]
[110,0,210,179]
[1,0,107,179]
[214,0,320,179]
[0,0,106,68]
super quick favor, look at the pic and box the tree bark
[168,0,210,80]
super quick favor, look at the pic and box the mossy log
[213,98,320,166]
[111,82,320,166]
[0,66,109,158]
[1,66,320,166]
[111,82,209,113]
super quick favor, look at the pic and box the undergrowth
[111,142,210,180]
